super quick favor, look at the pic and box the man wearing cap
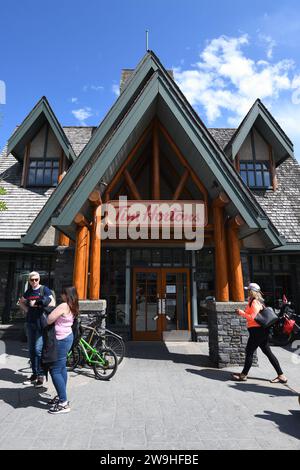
[232,282,288,384]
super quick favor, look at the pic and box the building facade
[1,51,300,343]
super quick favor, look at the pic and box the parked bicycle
[87,311,126,365]
[67,323,118,380]
[270,296,300,346]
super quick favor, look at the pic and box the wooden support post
[152,119,160,199]
[89,193,102,300]
[124,169,142,200]
[73,213,90,300]
[213,193,230,301]
[173,168,190,200]
[227,216,245,302]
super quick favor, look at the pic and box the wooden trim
[235,154,240,173]
[227,220,245,302]
[124,169,142,200]
[173,168,190,200]
[58,168,70,246]
[59,148,64,176]
[213,204,229,301]
[162,155,194,199]
[21,143,30,188]
[161,268,191,332]
[152,119,160,199]
[158,121,208,202]
[132,268,162,341]
[105,122,153,198]
[132,267,191,341]
[73,224,90,300]
[89,205,102,300]
[269,144,278,191]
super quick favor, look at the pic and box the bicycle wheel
[92,346,118,380]
[102,333,125,365]
[66,345,82,371]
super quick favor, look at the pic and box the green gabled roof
[224,99,294,164]
[22,51,285,249]
[7,96,76,162]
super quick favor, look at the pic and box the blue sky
[1,0,300,157]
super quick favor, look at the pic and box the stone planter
[206,301,258,368]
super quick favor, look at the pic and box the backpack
[40,285,56,306]
[71,316,83,347]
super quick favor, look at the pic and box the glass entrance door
[132,268,191,340]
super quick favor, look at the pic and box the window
[238,127,274,189]
[240,161,271,188]
[26,124,61,187]
[28,160,59,186]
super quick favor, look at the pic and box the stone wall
[53,247,74,296]
[206,301,258,368]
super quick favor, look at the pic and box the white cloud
[71,107,93,125]
[271,102,300,158]
[112,83,120,97]
[258,34,277,59]
[91,85,104,91]
[83,84,104,92]
[174,34,297,126]
[71,97,78,103]
[0,80,6,105]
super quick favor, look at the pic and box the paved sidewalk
[0,339,299,450]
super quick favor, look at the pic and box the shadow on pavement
[0,381,49,411]
[186,368,270,383]
[229,382,298,398]
[256,409,300,441]
[1,339,29,360]
[0,368,28,384]
[125,341,212,367]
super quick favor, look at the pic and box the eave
[7,97,76,162]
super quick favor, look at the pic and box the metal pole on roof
[146,30,149,51]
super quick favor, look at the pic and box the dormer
[224,99,294,191]
[7,97,76,188]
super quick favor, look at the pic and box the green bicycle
[67,325,118,380]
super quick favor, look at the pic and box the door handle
[157,296,162,314]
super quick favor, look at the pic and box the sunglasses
[30,278,39,282]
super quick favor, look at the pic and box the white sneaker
[23,374,37,385]
[48,402,71,414]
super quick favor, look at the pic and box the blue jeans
[26,322,44,376]
[49,333,73,403]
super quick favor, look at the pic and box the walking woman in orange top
[232,283,288,383]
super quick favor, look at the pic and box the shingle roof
[63,126,96,157]
[120,68,174,93]
[252,157,300,243]
[208,128,236,150]
[0,145,54,239]
[0,126,95,240]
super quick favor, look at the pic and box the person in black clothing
[232,283,287,383]
[19,271,55,387]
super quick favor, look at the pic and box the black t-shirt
[23,285,52,323]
